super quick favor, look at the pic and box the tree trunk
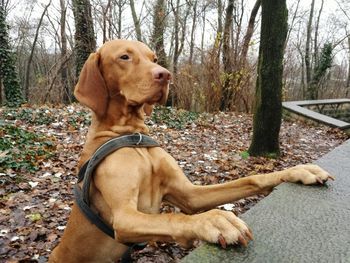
[72,0,96,79]
[240,0,261,65]
[313,0,324,69]
[296,45,306,98]
[102,0,111,43]
[24,0,51,100]
[150,0,172,107]
[130,0,142,41]
[305,0,315,99]
[108,0,112,39]
[151,0,168,68]
[0,75,2,104]
[233,0,261,112]
[232,1,244,65]
[60,0,71,104]
[248,0,288,157]
[188,0,198,64]
[116,1,124,38]
[347,35,350,97]
[200,5,207,64]
[178,4,190,60]
[217,0,223,39]
[171,0,189,75]
[220,0,234,111]
[172,0,180,75]
[284,0,301,51]
[0,3,24,107]
[44,54,73,103]
[214,0,223,62]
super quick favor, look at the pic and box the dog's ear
[74,53,108,118]
[143,103,154,116]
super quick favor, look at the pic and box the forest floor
[0,104,348,263]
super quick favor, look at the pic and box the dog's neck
[79,97,149,165]
[102,96,149,135]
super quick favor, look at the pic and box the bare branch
[24,0,52,99]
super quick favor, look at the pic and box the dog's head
[74,39,171,118]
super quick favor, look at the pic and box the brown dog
[49,39,334,262]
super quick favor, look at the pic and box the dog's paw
[282,164,334,185]
[190,209,253,248]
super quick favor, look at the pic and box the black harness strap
[74,133,159,241]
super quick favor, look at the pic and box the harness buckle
[136,132,143,145]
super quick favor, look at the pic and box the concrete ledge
[282,99,350,130]
[285,98,350,106]
[182,140,350,263]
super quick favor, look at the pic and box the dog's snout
[152,67,171,84]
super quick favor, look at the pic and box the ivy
[308,43,333,100]
[151,106,199,129]
[0,123,55,172]
[313,43,333,84]
[0,6,25,107]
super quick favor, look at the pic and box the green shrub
[0,123,55,172]
[2,107,57,125]
[151,106,199,129]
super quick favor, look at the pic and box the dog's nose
[152,67,171,84]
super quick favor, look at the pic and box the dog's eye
[153,58,158,63]
[120,54,130,60]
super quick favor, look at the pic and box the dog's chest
[137,186,163,214]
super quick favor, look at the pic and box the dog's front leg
[112,207,253,248]
[162,153,334,213]
[94,154,252,248]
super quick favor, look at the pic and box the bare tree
[4,0,348,108]
[200,3,208,64]
[60,0,71,103]
[220,0,234,111]
[347,34,350,96]
[170,0,190,75]
[231,0,244,64]
[188,0,197,64]
[102,0,112,43]
[249,0,288,156]
[130,0,142,41]
[335,0,350,96]
[313,0,324,68]
[217,0,223,39]
[115,0,127,38]
[284,0,301,51]
[151,0,168,68]
[72,0,96,78]
[213,0,223,63]
[24,0,51,100]
[240,0,261,65]
[305,0,315,99]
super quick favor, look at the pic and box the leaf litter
[0,104,348,262]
